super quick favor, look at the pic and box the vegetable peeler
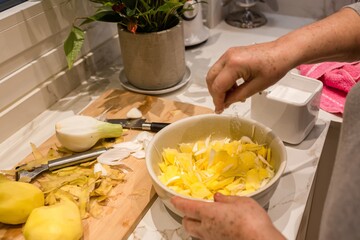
[15,147,108,182]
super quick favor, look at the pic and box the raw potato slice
[158,136,275,199]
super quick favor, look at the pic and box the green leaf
[157,2,183,12]
[64,26,85,69]
[139,0,150,11]
[81,11,123,25]
[126,7,136,17]
[80,6,121,26]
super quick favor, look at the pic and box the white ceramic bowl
[146,114,287,216]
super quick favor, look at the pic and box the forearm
[206,4,360,113]
[273,7,360,69]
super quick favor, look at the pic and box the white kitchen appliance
[182,0,210,47]
[251,72,323,144]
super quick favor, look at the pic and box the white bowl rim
[146,113,287,202]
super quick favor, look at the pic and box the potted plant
[64,0,198,90]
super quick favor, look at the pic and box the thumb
[214,192,241,203]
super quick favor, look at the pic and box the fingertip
[215,108,224,114]
[214,102,225,114]
[214,192,225,202]
[214,192,240,203]
[170,196,181,205]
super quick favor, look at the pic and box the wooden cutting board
[0,89,213,240]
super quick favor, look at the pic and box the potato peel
[17,142,127,219]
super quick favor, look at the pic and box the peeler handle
[48,147,108,171]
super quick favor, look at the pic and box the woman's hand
[171,193,285,240]
[206,42,291,114]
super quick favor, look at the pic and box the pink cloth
[298,61,360,114]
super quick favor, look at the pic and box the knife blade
[106,118,170,132]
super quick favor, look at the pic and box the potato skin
[0,181,44,225]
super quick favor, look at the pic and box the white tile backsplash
[0,0,121,143]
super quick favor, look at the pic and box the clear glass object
[225,0,267,28]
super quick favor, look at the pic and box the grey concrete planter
[118,23,186,90]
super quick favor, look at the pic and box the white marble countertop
[0,13,343,240]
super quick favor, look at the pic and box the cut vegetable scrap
[8,128,152,221]
[37,162,126,219]
[13,143,128,220]
[97,148,131,166]
[94,162,108,176]
[126,107,143,119]
[131,150,145,159]
[98,131,154,165]
[113,142,143,152]
[134,131,153,147]
[15,143,49,172]
[158,135,275,200]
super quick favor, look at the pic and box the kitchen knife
[106,118,170,132]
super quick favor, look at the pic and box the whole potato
[0,179,44,224]
[23,197,83,240]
